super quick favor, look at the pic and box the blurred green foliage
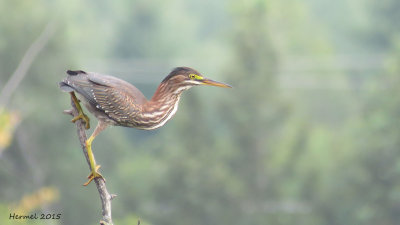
[1,0,400,224]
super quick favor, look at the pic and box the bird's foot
[71,112,90,130]
[83,164,105,186]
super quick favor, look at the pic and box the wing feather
[92,85,143,126]
[62,71,147,126]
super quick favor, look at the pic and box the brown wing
[91,84,145,126]
[61,71,148,126]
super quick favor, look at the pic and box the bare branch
[68,96,114,225]
[0,21,56,107]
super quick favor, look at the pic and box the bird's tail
[66,70,86,75]
[59,70,87,92]
[59,81,74,92]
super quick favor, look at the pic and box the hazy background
[1,0,400,224]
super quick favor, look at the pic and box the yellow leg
[70,92,90,130]
[83,135,105,186]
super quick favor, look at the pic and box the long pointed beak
[201,78,232,88]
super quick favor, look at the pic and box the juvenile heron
[60,67,231,185]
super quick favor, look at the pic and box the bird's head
[162,67,232,93]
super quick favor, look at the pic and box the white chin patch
[185,80,201,85]
[174,85,191,94]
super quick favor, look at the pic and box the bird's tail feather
[59,81,74,92]
[66,70,86,76]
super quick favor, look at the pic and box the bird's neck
[140,82,186,129]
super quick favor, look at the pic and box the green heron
[60,67,231,185]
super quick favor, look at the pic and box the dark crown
[162,67,200,83]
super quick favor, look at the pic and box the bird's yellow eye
[189,73,202,80]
